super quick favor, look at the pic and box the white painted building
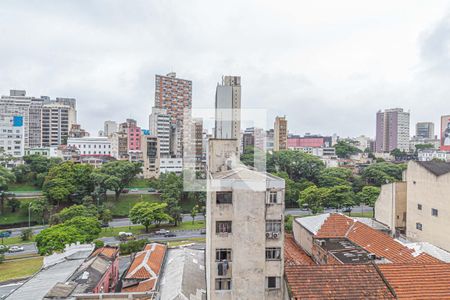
[0,114,25,157]
[418,149,450,162]
[160,157,183,174]
[149,107,171,158]
[67,137,112,156]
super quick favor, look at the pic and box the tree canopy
[334,141,362,158]
[267,150,325,182]
[129,202,171,232]
[97,161,142,200]
[361,162,405,186]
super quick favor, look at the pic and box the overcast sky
[1,0,450,138]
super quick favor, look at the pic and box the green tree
[318,167,353,188]
[267,150,325,182]
[35,224,83,255]
[22,155,62,188]
[415,143,434,152]
[98,161,142,200]
[361,162,405,186]
[30,198,51,225]
[298,185,329,214]
[129,202,171,232]
[356,186,381,216]
[240,146,265,169]
[334,141,362,158]
[63,216,101,242]
[20,228,33,241]
[326,185,355,211]
[190,205,198,224]
[0,166,15,214]
[12,164,31,184]
[7,197,20,213]
[56,204,97,223]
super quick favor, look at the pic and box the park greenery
[242,147,405,213]
[129,202,171,232]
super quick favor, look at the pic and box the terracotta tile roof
[316,213,354,238]
[284,234,315,266]
[122,278,157,293]
[378,263,450,299]
[125,243,167,281]
[285,264,395,299]
[314,213,441,264]
[91,246,118,259]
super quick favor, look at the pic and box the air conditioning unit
[272,232,280,239]
[317,240,326,247]
[368,253,376,260]
[266,232,273,239]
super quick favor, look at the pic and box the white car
[155,229,169,235]
[118,232,133,237]
[8,246,24,253]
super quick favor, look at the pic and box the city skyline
[1,1,450,137]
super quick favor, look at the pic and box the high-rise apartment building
[104,121,118,137]
[0,114,25,157]
[274,116,288,151]
[214,76,241,145]
[154,72,192,158]
[111,131,128,160]
[415,122,435,139]
[375,108,410,153]
[0,90,76,148]
[41,103,70,147]
[149,107,171,158]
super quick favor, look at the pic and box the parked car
[155,229,170,235]
[200,229,206,235]
[164,232,176,237]
[8,246,24,253]
[118,232,135,241]
[342,207,352,213]
[0,245,9,251]
[122,188,129,194]
[101,223,109,228]
[118,232,133,237]
[147,188,156,192]
[130,188,139,193]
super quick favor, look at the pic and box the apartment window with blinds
[216,249,232,261]
[432,208,438,217]
[215,278,231,290]
[266,220,282,233]
[216,221,232,234]
[266,276,281,289]
[216,192,232,204]
[266,248,281,260]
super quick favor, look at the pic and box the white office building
[160,157,183,174]
[67,137,112,156]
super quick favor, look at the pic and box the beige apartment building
[274,116,287,151]
[374,181,407,234]
[405,161,450,252]
[141,135,160,179]
[375,161,450,252]
[206,139,285,299]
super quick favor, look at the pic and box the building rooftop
[284,234,315,266]
[122,243,167,293]
[295,213,441,264]
[378,263,450,299]
[285,264,395,299]
[6,244,94,300]
[416,161,450,176]
[159,247,206,300]
[319,238,372,264]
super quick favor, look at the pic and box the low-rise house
[293,213,442,264]
[44,246,119,298]
[121,243,167,293]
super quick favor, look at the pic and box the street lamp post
[28,202,32,228]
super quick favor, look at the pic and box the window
[266,276,281,289]
[216,192,232,204]
[417,204,422,210]
[216,221,232,234]
[216,249,232,261]
[267,191,279,204]
[266,220,282,233]
[416,222,422,231]
[266,248,281,260]
[432,208,438,217]
[215,278,231,290]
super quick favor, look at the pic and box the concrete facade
[67,137,112,156]
[374,182,407,234]
[141,134,160,179]
[405,161,450,252]
[274,116,287,151]
[0,114,25,157]
[206,139,285,299]
[375,108,410,153]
